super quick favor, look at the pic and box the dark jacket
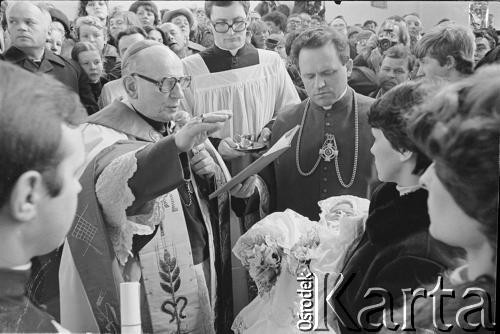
[333,182,460,333]
[1,46,99,115]
[0,268,58,333]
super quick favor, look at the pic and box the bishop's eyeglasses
[131,73,191,94]
[212,20,247,33]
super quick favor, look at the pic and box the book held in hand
[209,125,300,200]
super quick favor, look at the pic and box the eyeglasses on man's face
[131,73,191,93]
[212,20,247,33]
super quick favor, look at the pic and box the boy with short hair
[75,15,121,81]
[0,61,86,333]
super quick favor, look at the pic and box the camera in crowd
[377,23,400,52]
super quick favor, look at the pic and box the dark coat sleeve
[125,136,184,215]
[353,233,447,330]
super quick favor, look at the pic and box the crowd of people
[0,0,498,333]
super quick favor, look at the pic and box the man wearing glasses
[181,1,299,167]
[59,40,256,334]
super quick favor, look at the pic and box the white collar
[11,262,32,271]
[321,86,348,110]
[216,43,244,56]
[396,184,421,196]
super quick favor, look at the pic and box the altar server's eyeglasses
[131,73,191,93]
[212,20,247,33]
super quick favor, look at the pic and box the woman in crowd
[107,10,141,47]
[332,80,460,333]
[248,20,269,49]
[71,41,107,103]
[75,15,120,81]
[78,0,109,26]
[403,65,498,333]
[128,0,159,28]
[261,10,287,36]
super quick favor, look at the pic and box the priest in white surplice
[180,0,299,316]
[181,1,300,163]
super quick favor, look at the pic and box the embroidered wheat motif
[159,248,188,333]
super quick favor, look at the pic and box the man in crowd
[99,26,146,107]
[162,7,207,54]
[415,23,475,82]
[474,28,496,64]
[1,1,98,115]
[286,13,302,34]
[181,1,299,169]
[371,44,412,98]
[59,40,257,334]
[0,61,86,333]
[363,19,377,33]
[160,22,190,58]
[329,15,348,37]
[261,27,375,221]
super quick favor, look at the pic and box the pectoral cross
[319,134,339,162]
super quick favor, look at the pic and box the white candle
[120,282,141,334]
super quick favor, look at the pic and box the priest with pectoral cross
[260,27,376,221]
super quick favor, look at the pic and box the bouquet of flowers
[236,234,285,295]
[232,196,370,333]
[233,210,312,296]
[288,228,320,276]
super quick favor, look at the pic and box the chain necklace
[295,90,359,188]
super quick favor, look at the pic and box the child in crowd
[107,9,141,47]
[71,41,107,102]
[46,21,65,55]
[75,15,120,81]
[333,80,460,333]
[247,20,269,49]
[128,0,159,28]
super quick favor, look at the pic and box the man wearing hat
[163,8,209,53]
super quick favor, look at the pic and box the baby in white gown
[232,195,369,333]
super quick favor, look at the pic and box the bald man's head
[7,1,51,52]
[122,39,182,77]
[121,40,185,122]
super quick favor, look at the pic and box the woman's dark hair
[143,25,167,45]
[204,1,250,19]
[368,80,441,175]
[262,11,287,33]
[409,65,500,247]
[276,4,290,18]
[291,27,349,70]
[116,26,147,47]
[128,0,159,26]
